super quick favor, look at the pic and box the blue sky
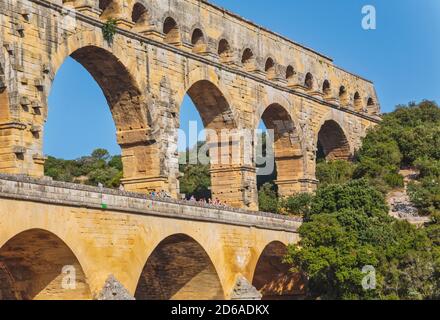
[45,0,440,159]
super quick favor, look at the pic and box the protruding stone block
[96,275,135,300]
[230,275,262,300]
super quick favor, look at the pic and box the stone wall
[0,174,300,299]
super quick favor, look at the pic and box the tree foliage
[44,149,123,188]
[284,101,440,300]
[285,180,440,300]
[178,142,211,200]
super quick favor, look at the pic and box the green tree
[316,160,355,186]
[258,183,279,214]
[44,149,123,188]
[178,142,212,200]
[285,180,439,300]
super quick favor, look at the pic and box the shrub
[316,160,355,186]
[281,193,313,217]
[102,18,118,42]
[258,183,279,214]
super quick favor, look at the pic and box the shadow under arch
[252,241,306,300]
[134,234,225,300]
[259,103,305,196]
[0,229,91,300]
[316,119,352,161]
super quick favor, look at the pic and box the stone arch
[304,72,314,90]
[258,101,305,197]
[99,0,119,20]
[67,46,149,131]
[49,31,149,128]
[134,233,225,300]
[48,30,157,192]
[265,57,275,79]
[0,229,92,300]
[252,241,305,300]
[286,65,295,82]
[176,69,241,130]
[174,68,255,208]
[131,2,150,29]
[218,38,233,63]
[367,97,375,106]
[190,26,206,53]
[316,117,352,161]
[339,85,348,106]
[163,16,181,45]
[354,91,362,110]
[182,80,237,131]
[322,79,331,98]
[241,47,255,71]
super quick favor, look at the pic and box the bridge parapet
[0,174,301,232]
[0,173,303,300]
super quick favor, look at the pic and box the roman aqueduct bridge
[0,0,381,210]
[0,0,382,300]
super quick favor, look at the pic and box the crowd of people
[113,184,231,209]
[147,190,230,208]
[148,190,172,199]
[187,196,229,208]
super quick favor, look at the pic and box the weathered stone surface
[230,275,262,300]
[0,0,380,211]
[96,275,135,300]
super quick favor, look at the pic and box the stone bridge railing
[0,174,301,232]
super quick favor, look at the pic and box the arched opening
[99,0,115,19]
[322,80,331,98]
[317,120,351,161]
[178,80,238,206]
[265,57,275,79]
[258,104,303,198]
[131,2,149,30]
[339,86,348,106]
[99,0,112,11]
[0,229,91,300]
[178,93,211,201]
[135,234,224,300]
[304,72,313,90]
[367,97,375,106]
[218,39,232,63]
[163,17,181,45]
[191,28,206,53]
[354,92,362,110]
[286,65,295,82]
[253,242,306,300]
[46,46,153,192]
[241,48,255,71]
